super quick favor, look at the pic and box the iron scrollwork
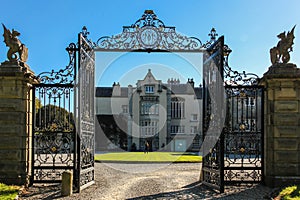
[77,27,96,190]
[96,10,215,52]
[223,86,263,183]
[36,43,76,84]
[34,25,96,84]
[223,44,260,86]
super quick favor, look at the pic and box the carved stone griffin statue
[270,25,296,65]
[2,24,28,63]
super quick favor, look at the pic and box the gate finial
[208,28,218,42]
[144,10,154,14]
[81,26,90,38]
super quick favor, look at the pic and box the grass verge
[0,183,20,200]
[95,152,202,163]
[279,185,300,200]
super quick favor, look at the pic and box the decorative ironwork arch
[96,10,216,52]
[222,44,260,86]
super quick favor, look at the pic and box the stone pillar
[260,63,300,187]
[0,61,36,185]
[61,171,73,196]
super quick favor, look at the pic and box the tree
[35,97,42,112]
[35,104,74,132]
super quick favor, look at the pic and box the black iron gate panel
[31,37,78,186]
[31,83,75,183]
[224,85,264,184]
[202,36,225,193]
[31,27,95,192]
[75,31,95,191]
[201,31,264,193]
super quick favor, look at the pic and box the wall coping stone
[0,61,36,82]
[262,63,300,79]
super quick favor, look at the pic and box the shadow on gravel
[21,183,62,200]
[127,182,272,200]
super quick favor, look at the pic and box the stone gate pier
[261,63,300,187]
[0,24,36,185]
[0,61,36,185]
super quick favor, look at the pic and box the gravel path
[20,162,273,200]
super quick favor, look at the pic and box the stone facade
[95,69,202,152]
[0,61,36,185]
[261,63,300,187]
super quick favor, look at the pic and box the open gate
[31,10,262,193]
[202,36,225,192]
[31,27,95,192]
[202,35,264,193]
[75,28,96,191]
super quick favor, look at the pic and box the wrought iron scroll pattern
[34,169,66,182]
[78,31,95,190]
[34,132,74,166]
[223,86,263,183]
[202,36,225,193]
[36,43,76,84]
[32,84,75,183]
[223,45,260,86]
[96,10,216,51]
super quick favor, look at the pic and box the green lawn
[279,185,300,200]
[95,152,202,163]
[0,183,20,200]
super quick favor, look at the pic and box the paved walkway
[20,162,274,199]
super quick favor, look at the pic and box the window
[170,125,185,134]
[145,85,154,94]
[140,120,158,136]
[191,114,198,121]
[141,102,159,115]
[190,126,198,134]
[192,135,201,148]
[171,97,185,118]
[122,105,128,113]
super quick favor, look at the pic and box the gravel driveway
[20,162,273,199]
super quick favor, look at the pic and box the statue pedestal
[0,61,36,185]
[0,61,34,75]
[260,62,300,187]
[263,63,300,77]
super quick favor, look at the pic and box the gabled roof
[137,69,160,85]
[95,87,128,97]
[95,86,202,99]
[194,87,203,99]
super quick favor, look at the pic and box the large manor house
[95,69,203,152]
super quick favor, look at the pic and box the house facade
[95,69,203,152]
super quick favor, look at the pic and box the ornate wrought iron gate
[31,27,95,192]
[31,83,75,184]
[31,10,262,193]
[202,36,225,192]
[224,85,263,185]
[202,35,264,193]
[75,29,95,191]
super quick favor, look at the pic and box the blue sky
[1,0,300,86]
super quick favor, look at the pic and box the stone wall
[0,61,36,185]
[261,63,300,187]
